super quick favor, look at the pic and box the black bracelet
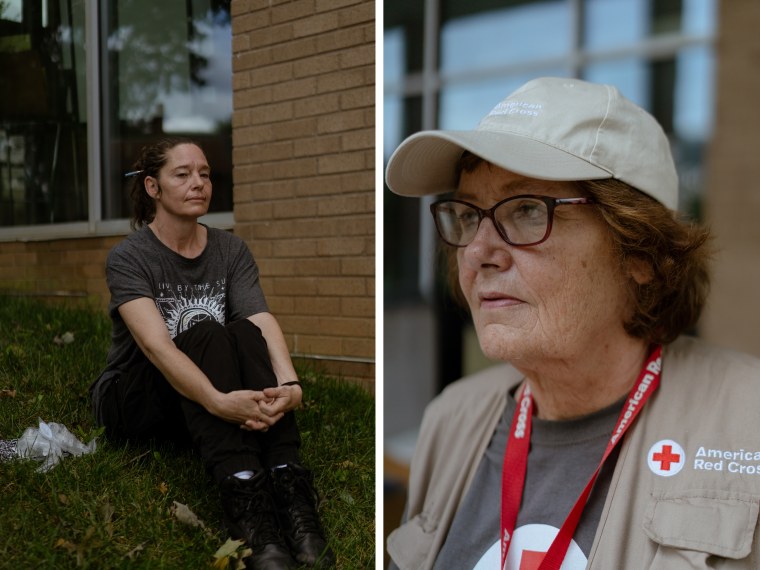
[281,381,302,388]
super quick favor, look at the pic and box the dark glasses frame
[429,194,596,247]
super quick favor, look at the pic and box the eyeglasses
[430,194,596,247]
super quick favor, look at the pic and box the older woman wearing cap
[385,77,760,570]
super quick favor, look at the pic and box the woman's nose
[460,216,514,270]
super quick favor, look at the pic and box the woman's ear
[144,176,160,199]
[628,256,653,285]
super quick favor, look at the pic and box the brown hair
[445,154,712,345]
[127,137,201,230]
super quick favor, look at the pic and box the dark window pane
[0,0,88,226]
[101,0,232,221]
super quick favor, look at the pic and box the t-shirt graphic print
[155,279,227,338]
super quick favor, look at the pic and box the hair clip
[124,169,144,178]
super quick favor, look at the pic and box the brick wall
[230,0,375,389]
[0,236,118,301]
[701,0,760,357]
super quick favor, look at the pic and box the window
[101,0,232,220]
[0,0,232,235]
[0,0,87,226]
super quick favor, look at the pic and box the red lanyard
[500,345,663,570]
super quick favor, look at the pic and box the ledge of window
[0,212,234,243]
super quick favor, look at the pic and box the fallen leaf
[124,542,146,561]
[54,538,76,553]
[170,501,212,536]
[0,389,16,398]
[53,332,75,346]
[213,539,251,569]
[101,502,115,538]
[58,493,69,505]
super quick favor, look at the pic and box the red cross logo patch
[647,439,685,477]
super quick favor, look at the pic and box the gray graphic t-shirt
[91,225,268,407]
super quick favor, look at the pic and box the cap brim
[385,130,614,196]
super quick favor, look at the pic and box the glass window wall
[0,0,233,231]
[0,0,87,226]
[101,0,232,220]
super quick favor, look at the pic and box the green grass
[0,297,375,569]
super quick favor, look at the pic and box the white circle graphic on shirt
[473,524,587,570]
[647,439,685,477]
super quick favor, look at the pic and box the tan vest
[388,336,760,569]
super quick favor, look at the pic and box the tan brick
[293,334,342,357]
[337,1,374,26]
[292,12,339,38]
[341,256,374,276]
[266,158,318,181]
[272,0,315,25]
[271,37,319,63]
[315,26,365,53]
[233,124,274,146]
[341,129,373,151]
[233,48,273,73]
[317,194,370,216]
[271,238,319,258]
[250,179,298,200]
[235,85,274,109]
[293,134,342,157]
[272,197,319,219]
[235,201,274,222]
[340,86,374,110]
[316,68,367,94]
[317,150,366,174]
[339,43,374,69]
[270,277,319,297]
[293,53,341,78]
[270,118,318,141]
[293,93,341,118]
[315,237,365,257]
[341,297,374,317]
[249,101,294,125]
[231,0,252,17]
[315,0,365,11]
[233,11,270,34]
[316,277,366,296]
[232,33,250,54]
[272,77,318,102]
[248,23,294,49]
[266,296,295,315]
[315,316,373,337]
[295,296,341,315]
[250,62,294,87]
[341,337,375,360]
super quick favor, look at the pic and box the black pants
[101,319,301,482]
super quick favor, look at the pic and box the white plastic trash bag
[16,419,97,472]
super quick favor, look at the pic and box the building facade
[0,0,375,388]
[383,0,760,433]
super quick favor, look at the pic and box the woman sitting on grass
[89,137,334,570]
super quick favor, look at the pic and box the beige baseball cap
[385,77,678,210]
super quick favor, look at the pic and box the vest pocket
[643,489,759,568]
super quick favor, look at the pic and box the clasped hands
[210,384,303,432]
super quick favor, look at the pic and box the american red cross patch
[647,439,685,477]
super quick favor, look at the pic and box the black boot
[220,470,298,570]
[270,464,335,568]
